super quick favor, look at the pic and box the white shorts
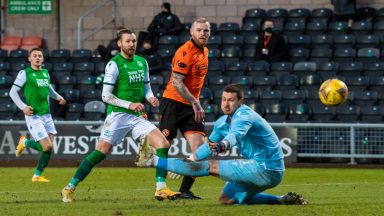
[99,112,157,146]
[25,114,57,141]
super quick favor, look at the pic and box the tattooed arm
[172,72,205,123]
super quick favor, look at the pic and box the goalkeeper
[141,84,307,205]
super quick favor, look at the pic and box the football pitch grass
[1,167,383,216]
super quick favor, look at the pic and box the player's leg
[61,112,130,202]
[179,132,205,199]
[133,117,180,200]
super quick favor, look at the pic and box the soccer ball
[318,79,348,107]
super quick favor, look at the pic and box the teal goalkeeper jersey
[104,54,149,116]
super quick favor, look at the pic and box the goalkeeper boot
[180,190,202,200]
[61,186,75,203]
[135,136,154,167]
[15,136,26,157]
[280,192,307,205]
[32,175,50,183]
[154,186,181,201]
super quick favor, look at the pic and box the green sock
[156,148,169,183]
[34,151,51,176]
[70,150,106,187]
[25,140,43,152]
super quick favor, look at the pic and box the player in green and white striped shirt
[10,48,66,183]
[61,29,180,202]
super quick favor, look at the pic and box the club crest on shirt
[137,61,143,67]
[177,61,187,69]
[162,129,170,137]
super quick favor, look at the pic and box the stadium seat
[333,47,356,62]
[239,23,260,36]
[8,62,29,79]
[310,47,332,62]
[355,34,380,49]
[270,62,293,78]
[53,62,73,76]
[247,102,265,116]
[231,75,253,87]
[316,62,339,79]
[206,59,224,79]
[63,88,80,103]
[157,47,176,62]
[377,8,384,22]
[356,7,377,21]
[80,89,102,104]
[243,89,258,104]
[207,35,221,50]
[71,49,92,63]
[203,103,218,122]
[282,89,307,107]
[73,62,95,77]
[305,21,327,35]
[149,75,164,90]
[360,105,384,123]
[220,47,242,62]
[283,22,305,36]
[208,75,230,90]
[253,75,276,91]
[157,35,179,49]
[259,89,282,104]
[287,8,310,24]
[356,48,380,63]
[222,35,243,49]
[243,34,259,48]
[266,8,288,32]
[20,36,42,50]
[288,47,310,62]
[178,34,190,45]
[0,102,17,120]
[276,74,299,90]
[369,76,384,92]
[311,34,333,49]
[243,8,266,27]
[327,21,349,35]
[50,49,70,63]
[208,48,221,60]
[0,62,10,74]
[373,21,384,35]
[224,61,247,76]
[83,101,106,121]
[242,48,256,62]
[288,35,310,49]
[94,62,105,75]
[217,22,239,36]
[0,48,8,61]
[333,34,356,49]
[0,44,18,53]
[0,89,11,103]
[353,91,379,106]
[338,62,363,77]
[199,87,213,105]
[363,62,384,77]
[76,75,97,92]
[55,74,77,92]
[309,8,332,26]
[0,75,13,89]
[1,36,22,46]
[287,103,312,122]
[65,103,84,120]
[264,102,288,122]
[8,49,28,63]
[350,21,372,35]
[299,74,322,92]
[345,76,369,92]
[336,104,360,122]
[310,102,337,122]
[247,60,269,76]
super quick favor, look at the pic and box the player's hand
[192,101,205,123]
[129,103,145,112]
[148,97,159,107]
[58,97,66,105]
[209,141,228,155]
[23,106,34,116]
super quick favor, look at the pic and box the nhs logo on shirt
[36,79,49,87]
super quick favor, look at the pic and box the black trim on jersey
[103,82,115,86]
[144,81,150,84]
[13,83,22,88]
[190,39,204,52]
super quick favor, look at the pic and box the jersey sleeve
[13,70,27,88]
[208,118,226,143]
[223,112,253,148]
[172,47,192,75]
[103,61,119,86]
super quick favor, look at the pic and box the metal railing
[77,0,116,49]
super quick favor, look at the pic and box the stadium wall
[2,0,383,50]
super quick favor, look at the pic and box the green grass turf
[0,167,383,216]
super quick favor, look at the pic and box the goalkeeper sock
[34,151,51,176]
[247,193,281,204]
[69,150,106,187]
[155,148,169,189]
[25,140,43,152]
[155,157,210,177]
